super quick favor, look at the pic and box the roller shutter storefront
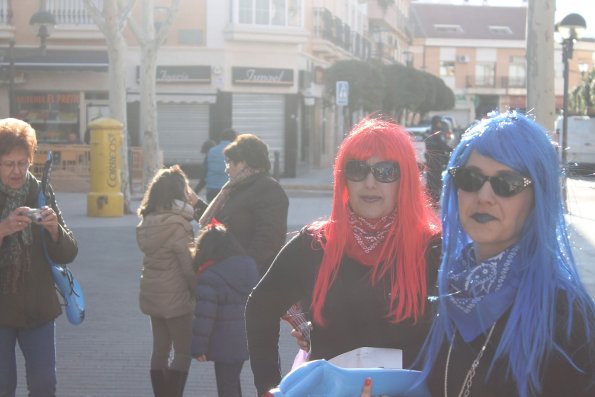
[232,93,285,174]
[157,103,210,166]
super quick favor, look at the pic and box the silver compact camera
[26,208,44,223]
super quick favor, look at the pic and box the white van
[554,116,595,174]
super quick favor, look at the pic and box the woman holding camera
[0,118,78,397]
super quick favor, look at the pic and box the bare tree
[127,0,182,187]
[526,0,556,129]
[83,0,136,213]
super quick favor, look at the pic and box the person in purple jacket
[191,223,260,397]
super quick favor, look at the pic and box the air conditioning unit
[456,55,470,64]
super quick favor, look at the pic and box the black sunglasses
[448,167,532,197]
[344,160,401,183]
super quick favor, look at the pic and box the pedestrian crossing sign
[336,81,349,106]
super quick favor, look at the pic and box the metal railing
[31,144,144,193]
[47,0,103,26]
[0,0,12,25]
[465,75,527,89]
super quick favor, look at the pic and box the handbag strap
[38,152,57,268]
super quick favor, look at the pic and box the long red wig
[309,117,440,326]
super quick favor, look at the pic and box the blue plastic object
[269,360,431,397]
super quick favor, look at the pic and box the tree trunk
[526,0,555,131]
[139,1,161,186]
[88,0,133,213]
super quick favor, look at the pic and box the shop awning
[127,92,217,104]
[0,49,109,71]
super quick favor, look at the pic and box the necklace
[444,323,496,397]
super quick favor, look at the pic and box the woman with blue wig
[360,112,595,397]
[424,112,594,396]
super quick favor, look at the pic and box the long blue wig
[420,112,595,397]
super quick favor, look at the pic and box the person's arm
[246,179,289,275]
[191,272,218,360]
[541,293,595,397]
[172,224,197,293]
[246,232,310,396]
[195,154,209,194]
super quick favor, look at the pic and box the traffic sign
[336,81,349,106]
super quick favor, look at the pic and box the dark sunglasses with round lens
[344,160,401,183]
[448,166,532,198]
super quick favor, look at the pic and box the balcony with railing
[0,0,11,25]
[465,75,527,95]
[312,7,370,61]
[46,0,103,41]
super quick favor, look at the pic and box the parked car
[406,116,456,147]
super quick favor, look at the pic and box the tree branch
[82,0,108,37]
[154,0,182,49]
[117,0,138,34]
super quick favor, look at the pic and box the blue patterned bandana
[445,244,522,341]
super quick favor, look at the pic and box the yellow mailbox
[87,118,124,217]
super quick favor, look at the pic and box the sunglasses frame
[448,166,532,198]
[344,160,401,183]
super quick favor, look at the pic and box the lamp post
[8,39,15,117]
[29,1,56,56]
[556,13,586,212]
[4,3,55,118]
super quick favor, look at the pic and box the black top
[246,229,441,396]
[428,292,595,397]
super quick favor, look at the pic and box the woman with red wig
[245,117,441,396]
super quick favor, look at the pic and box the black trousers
[214,361,244,397]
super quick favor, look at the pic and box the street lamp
[4,3,55,117]
[556,13,586,212]
[29,1,56,56]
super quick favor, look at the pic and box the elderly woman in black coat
[198,133,289,276]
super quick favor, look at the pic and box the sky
[554,0,594,39]
[415,1,594,38]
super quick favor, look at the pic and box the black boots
[150,368,188,397]
[167,370,188,397]
[150,370,166,397]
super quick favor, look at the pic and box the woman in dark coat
[246,118,441,396]
[198,133,289,276]
[0,118,78,397]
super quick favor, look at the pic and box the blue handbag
[38,152,85,325]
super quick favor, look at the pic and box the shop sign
[232,67,294,86]
[15,93,79,105]
[136,65,211,83]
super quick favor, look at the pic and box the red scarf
[345,209,395,266]
[196,259,217,277]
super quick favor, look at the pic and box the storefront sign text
[232,67,294,86]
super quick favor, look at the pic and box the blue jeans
[0,321,56,397]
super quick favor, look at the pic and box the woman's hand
[195,354,207,362]
[290,329,310,352]
[361,377,372,397]
[185,185,200,207]
[0,207,32,240]
[38,206,59,242]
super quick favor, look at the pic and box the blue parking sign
[336,81,349,106]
